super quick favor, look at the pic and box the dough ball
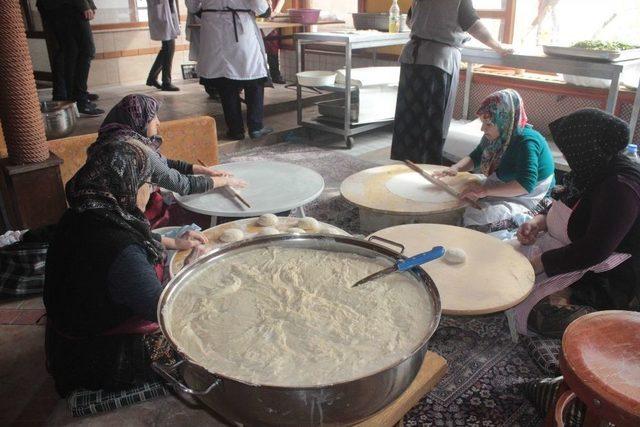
[257,213,279,227]
[258,227,280,236]
[444,247,467,265]
[287,227,306,234]
[297,217,320,232]
[220,228,244,243]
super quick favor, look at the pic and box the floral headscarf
[65,139,163,263]
[475,89,529,176]
[96,94,163,152]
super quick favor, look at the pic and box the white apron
[506,200,631,337]
[186,0,269,81]
[463,173,554,227]
[147,0,181,41]
[186,11,201,62]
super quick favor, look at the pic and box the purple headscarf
[97,94,163,152]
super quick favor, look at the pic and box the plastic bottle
[626,144,640,163]
[389,0,401,33]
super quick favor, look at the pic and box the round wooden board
[340,164,479,215]
[170,217,350,277]
[369,224,535,315]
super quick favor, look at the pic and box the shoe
[249,127,274,140]
[77,102,105,117]
[161,83,180,92]
[225,131,245,141]
[87,93,99,101]
[270,72,286,85]
[146,78,162,89]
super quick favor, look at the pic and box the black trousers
[41,7,96,105]
[148,40,175,84]
[203,78,265,135]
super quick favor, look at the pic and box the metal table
[294,31,411,148]
[460,47,640,143]
[294,33,640,147]
[174,161,325,227]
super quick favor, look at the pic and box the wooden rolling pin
[404,160,482,210]
[197,159,251,209]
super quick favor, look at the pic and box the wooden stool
[551,311,640,427]
[354,352,447,427]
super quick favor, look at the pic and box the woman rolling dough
[435,89,555,232]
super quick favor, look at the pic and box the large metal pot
[154,234,441,426]
[40,101,77,139]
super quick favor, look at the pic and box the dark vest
[44,210,145,337]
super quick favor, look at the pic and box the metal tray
[543,45,640,62]
[317,99,359,122]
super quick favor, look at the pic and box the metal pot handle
[367,235,405,254]
[152,360,221,395]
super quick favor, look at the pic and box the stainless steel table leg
[210,216,218,228]
[344,42,352,149]
[296,40,304,125]
[292,206,306,218]
[463,62,473,120]
[629,74,640,144]
[605,71,621,114]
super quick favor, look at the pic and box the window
[513,0,640,48]
[473,0,516,43]
[302,0,360,27]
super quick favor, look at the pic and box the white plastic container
[296,71,337,87]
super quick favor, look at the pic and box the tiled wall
[280,49,640,143]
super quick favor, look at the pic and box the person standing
[391,0,512,164]
[186,0,274,141]
[146,0,181,91]
[262,0,286,84]
[36,0,103,116]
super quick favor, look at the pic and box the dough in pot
[444,247,467,265]
[220,228,244,243]
[287,227,306,234]
[258,227,280,236]
[297,217,320,232]
[257,213,279,227]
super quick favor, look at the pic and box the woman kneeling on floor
[44,140,208,396]
[95,94,246,228]
[514,109,640,338]
[435,89,555,232]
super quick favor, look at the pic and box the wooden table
[174,161,324,228]
[354,352,447,427]
[369,224,535,316]
[340,164,479,233]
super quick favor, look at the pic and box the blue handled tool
[352,246,445,288]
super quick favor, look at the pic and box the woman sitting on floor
[44,140,208,396]
[514,109,640,338]
[93,94,246,228]
[435,89,555,232]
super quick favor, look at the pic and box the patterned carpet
[222,142,543,427]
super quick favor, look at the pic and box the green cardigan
[469,126,555,193]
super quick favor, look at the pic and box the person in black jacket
[36,0,104,116]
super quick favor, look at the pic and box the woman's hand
[517,222,540,246]
[460,182,488,201]
[496,45,514,56]
[213,176,248,189]
[517,215,547,246]
[184,245,211,266]
[433,167,458,178]
[192,165,234,178]
[161,231,209,251]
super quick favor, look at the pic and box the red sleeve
[541,176,640,276]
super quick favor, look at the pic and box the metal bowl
[40,101,77,140]
[154,234,441,426]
